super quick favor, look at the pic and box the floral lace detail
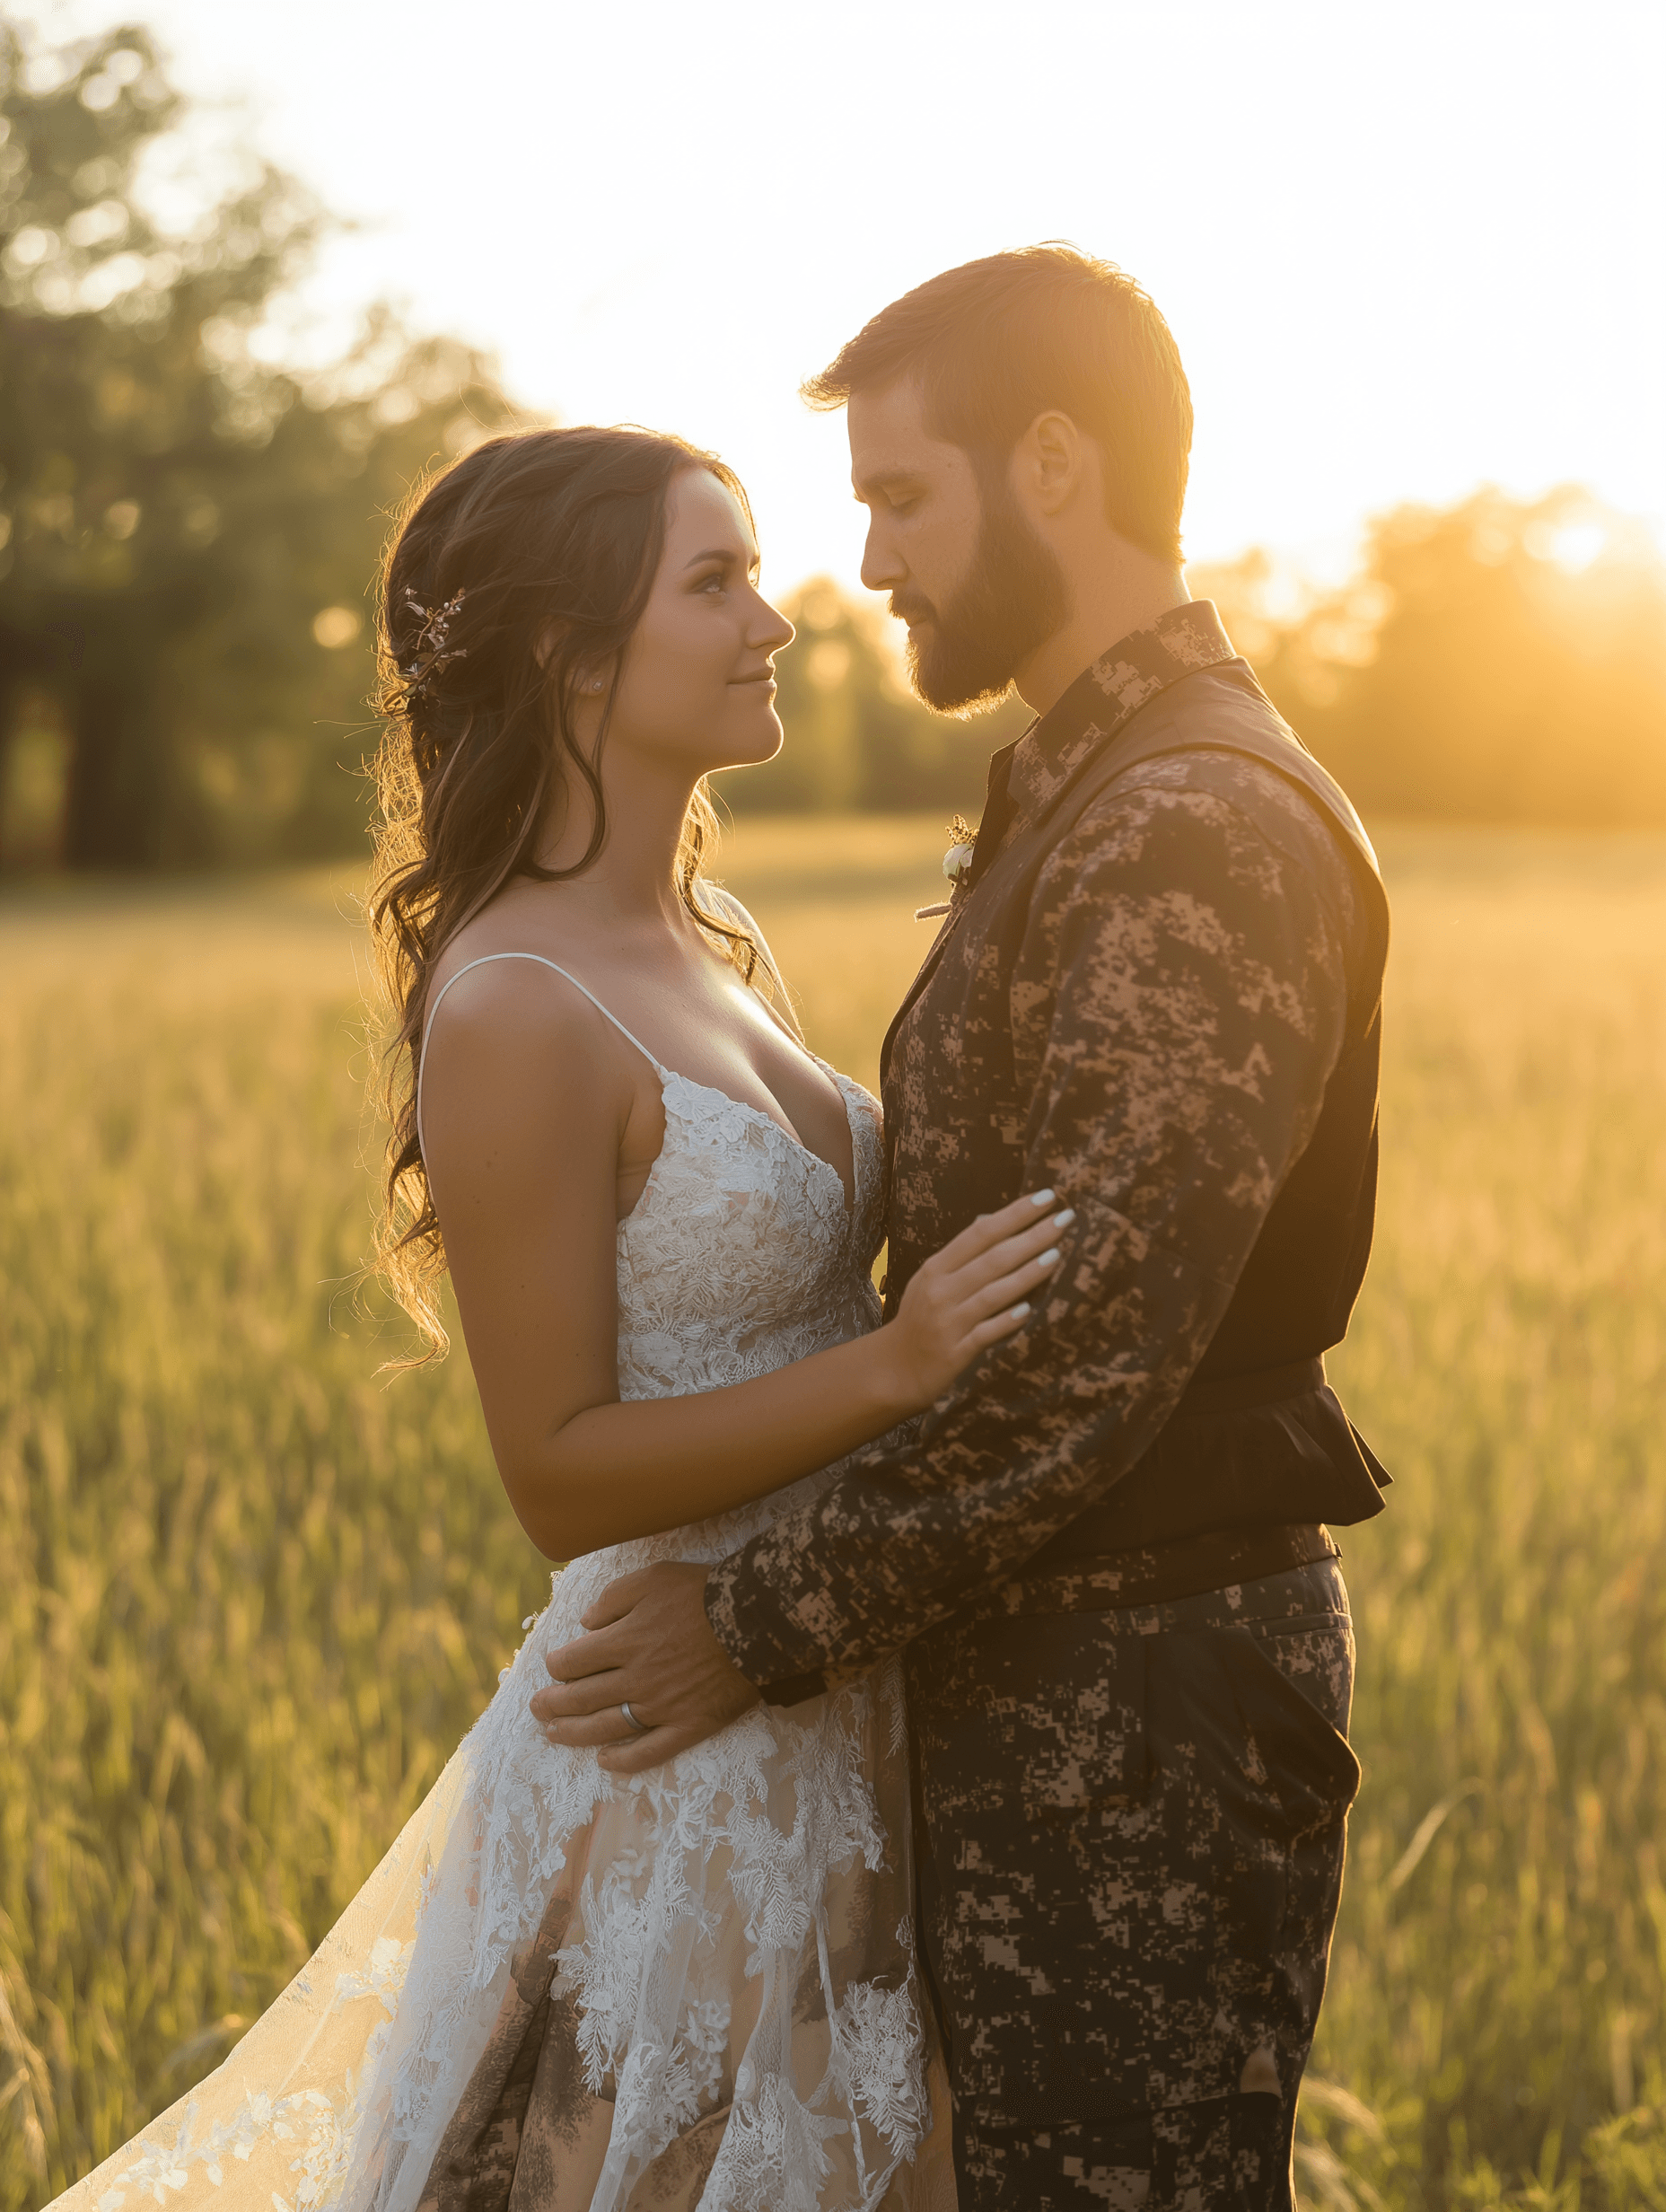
[92,2083,358,2209]
[63,1062,935,2212]
[614,1067,877,1404]
[834,1951,930,2160]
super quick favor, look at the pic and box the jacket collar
[883,602,1241,1083]
[1001,599,1239,835]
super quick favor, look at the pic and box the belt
[1171,1355,1328,1418]
[981,1520,1340,1622]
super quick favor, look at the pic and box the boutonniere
[916,815,979,921]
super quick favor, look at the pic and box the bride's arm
[418,961,1065,1560]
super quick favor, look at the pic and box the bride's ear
[538,628,609,697]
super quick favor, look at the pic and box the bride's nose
[749,592,794,654]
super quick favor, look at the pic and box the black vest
[978,661,1392,1552]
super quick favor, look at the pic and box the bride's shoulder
[417,940,639,1161]
[422,928,603,1063]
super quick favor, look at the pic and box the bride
[60,426,1064,2212]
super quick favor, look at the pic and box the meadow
[2,816,1664,2208]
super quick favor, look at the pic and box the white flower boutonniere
[916,816,979,921]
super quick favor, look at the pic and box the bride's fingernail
[1010,1302,1031,1321]
[1038,1248,1060,1268]
[1051,1208,1075,1230]
[1028,1189,1055,1207]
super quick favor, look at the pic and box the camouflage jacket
[706,601,1386,1703]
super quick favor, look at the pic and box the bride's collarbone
[429,926,855,1213]
[587,989,855,1216]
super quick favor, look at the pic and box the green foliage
[1196,489,1666,830]
[5,20,1660,864]
[0,20,519,869]
[4,15,1662,864]
[4,822,1666,2205]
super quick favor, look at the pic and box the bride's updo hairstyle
[368,424,773,1356]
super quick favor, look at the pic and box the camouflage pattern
[695,602,1381,2203]
[909,1558,1358,2209]
[705,602,1373,1700]
[957,2097,1295,2210]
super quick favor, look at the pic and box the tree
[0,22,518,868]
[1193,489,1666,829]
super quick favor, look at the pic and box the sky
[37,0,1666,599]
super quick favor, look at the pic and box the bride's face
[605,468,794,777]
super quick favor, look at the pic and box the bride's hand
[878,1189,1072,1411]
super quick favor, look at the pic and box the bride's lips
[730,670,776,689]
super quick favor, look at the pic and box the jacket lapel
[878,736,1021,1084]
[877,604,1240,1089]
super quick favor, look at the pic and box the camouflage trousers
[904,1558,1359,2211]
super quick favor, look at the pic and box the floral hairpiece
[399,586,468,698]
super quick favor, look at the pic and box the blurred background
[3,4,1665,2207]
[3,0,1664,860]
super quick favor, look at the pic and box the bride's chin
[715,727,785,774]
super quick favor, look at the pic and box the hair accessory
[399,586,469,700]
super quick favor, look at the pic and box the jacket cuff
[704,1544,833,1706]
[756,1668,831,1708]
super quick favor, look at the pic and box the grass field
[3,816,1665,2208]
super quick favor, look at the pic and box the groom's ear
[1014,409,1099,521]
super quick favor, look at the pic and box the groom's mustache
[889,591,938,628]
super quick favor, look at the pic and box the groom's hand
[531,1561,762,1774]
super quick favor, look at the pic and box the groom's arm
[703,767,1361,1701]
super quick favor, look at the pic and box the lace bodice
[416,952,885,1410]
[615,1059,883,1404]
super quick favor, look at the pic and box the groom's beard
[892,479,1070,714]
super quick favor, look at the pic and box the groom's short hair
[804,244,1192,565]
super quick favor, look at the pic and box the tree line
[3,22,1662,869]
[1191,492,1666,830]
[0,21,514,868]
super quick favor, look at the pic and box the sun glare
[1548,523,1607,574]
[1523,519,1612,574]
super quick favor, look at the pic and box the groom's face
[850,378,1069,713]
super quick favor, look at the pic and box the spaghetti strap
[416,952,665,1155]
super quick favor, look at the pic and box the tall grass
[1,822,1663,2208]
[0,876,543,2200]
[1306,831,1666,2210]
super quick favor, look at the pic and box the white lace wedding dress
[60,956,947,2212]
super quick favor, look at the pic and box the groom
[536,246,1391,2209]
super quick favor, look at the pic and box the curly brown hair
[367,425,782,1357]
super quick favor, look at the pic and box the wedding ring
[619,1700,649,1734]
